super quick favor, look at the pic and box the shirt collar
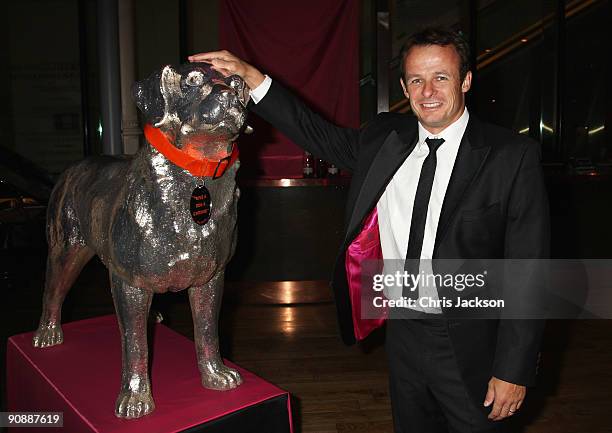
[417,107,470,146]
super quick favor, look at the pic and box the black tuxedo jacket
[251,81,550,406]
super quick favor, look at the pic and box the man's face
[400,44,471,135]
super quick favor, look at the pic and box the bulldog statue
[32,63,249,418]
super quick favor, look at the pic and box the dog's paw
[32,323,64,348]
[115,390,155,419]
[200,360,243,390]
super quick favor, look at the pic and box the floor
[2,257,612,433]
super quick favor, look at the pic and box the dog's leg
[110,273,155,419]
[33,245,95,348]
[189,270,243,390]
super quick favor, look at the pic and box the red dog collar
[144,124,238,179]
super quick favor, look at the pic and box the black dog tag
[190,186,211,225]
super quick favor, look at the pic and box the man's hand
[188,50,266,90]
[483,376,526,421]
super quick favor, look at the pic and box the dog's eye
[227,76,242,90]
[185,71,204,87]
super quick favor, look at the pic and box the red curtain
[220,0,360,179]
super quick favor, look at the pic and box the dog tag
[190,186,211,225]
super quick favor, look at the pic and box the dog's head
[133,63,249,146]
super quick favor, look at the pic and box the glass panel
[563,0,609,165]
[475,0,558,161]
[5,0,85,176]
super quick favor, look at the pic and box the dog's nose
[211,85,242,110]
[197,88,240,124]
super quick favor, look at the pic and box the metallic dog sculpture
[32,63,249,418]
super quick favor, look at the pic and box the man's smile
[419,101,444,111]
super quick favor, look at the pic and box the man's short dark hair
[400,27,471,82]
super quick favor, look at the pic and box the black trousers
[386,317,507,433]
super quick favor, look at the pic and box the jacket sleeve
[493,139,549,386]
[249,80,360,172]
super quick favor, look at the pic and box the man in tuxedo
[190,27,549,433]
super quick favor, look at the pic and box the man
[190,27,549,433]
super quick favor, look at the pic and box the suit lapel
[345,124,418,245]
[434,116,491,252]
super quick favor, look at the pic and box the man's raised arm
[189,51,360,171]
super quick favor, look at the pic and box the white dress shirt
[250,77,470,312]
[378,108,469,312]
[250,75,273,103]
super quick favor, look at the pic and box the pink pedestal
[7,315,293,433]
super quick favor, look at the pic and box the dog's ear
[132,69,165,126]
[155,66,184,129]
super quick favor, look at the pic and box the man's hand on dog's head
[189,50,265,91]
